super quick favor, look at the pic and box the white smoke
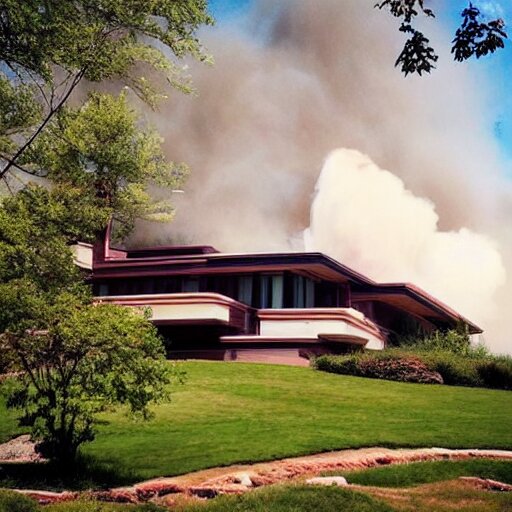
[123,0,512,353]
[304,149,507,326]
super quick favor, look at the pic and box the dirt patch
[458,476,512,492]
[357,479,509,512]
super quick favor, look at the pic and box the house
[78,225,482,366]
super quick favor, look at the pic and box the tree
[0,186,173,466]
[2,300,171,466]
[23,91,187,238]
[0,0,212,185]
[375,1,507,76]
[0,1,212,466]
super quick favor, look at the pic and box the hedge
[313,350,512,390]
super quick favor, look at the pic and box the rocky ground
[1,437,512,506]
[0,435,44,464]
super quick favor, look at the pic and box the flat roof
[92,244,482,334]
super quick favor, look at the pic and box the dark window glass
[259,274,283,309]
[290,274,315,308]
[183,277,200,292]
[315,281,342,307]
[237,276,253,305]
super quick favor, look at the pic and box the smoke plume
[127,0,512,353]
[304,149,506,326]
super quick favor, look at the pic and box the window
[259,274,284,309]
[182,277,200,292]
[315,281,343,307]
[292,275,315,308]
[98,283,109,296]
[238,275,253,305]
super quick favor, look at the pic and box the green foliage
[0,0,204,472]
[0,185,108,294]
[0,490,38,512]
[0,78,42,154]
[417,350,483,387]
[314,328,512,391]
[2,302,171,465]
[0,182,174,467]
[477,358,512,390]
[394,326,477,356]
[387,328,512,389]
[23,93,186,239]
[0,0,211,190]
[0,0,212,91]
[313,352,443,384]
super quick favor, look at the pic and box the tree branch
[0,153,45,177]
[0,69,86,180]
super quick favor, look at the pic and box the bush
[313,353,443,384]
[359,355,443,384]
[418,351,483,387]
[0,490,38,512]
[313,354,361,375]
[477,358,512,390]
[314,345,512,391]
[394,327,481,356]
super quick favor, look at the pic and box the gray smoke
[127,0,512,353]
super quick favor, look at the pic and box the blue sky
[208,0,511,164]
[208,0,252,21]
[446,1,512,163]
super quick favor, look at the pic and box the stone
[234,473,254,487]
[306,476,348,487]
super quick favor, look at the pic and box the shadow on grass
[0,454,143,491]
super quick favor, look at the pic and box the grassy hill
[1,361,512,485]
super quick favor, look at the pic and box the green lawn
[174,485,394,512]
[0,395,24,444]
[1,361,512,485]
[331,459,512,487]
[0,487,395,512]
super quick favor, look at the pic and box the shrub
[418,351,483,387]
[313,354,361,375]
[314,348,512,391]
[394,327,480,356]
[477,358,512,390]
[0,490,38,512]
[358,355,443,384]
[313,353,443,384]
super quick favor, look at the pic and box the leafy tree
[376,1,507,75]
[2,300,171,466]
[452,4,507,61]
[0,1,211,466]
[22,92,187,238]
[0,186,107,286]
[0,187,173,466]
[0,0,212,184]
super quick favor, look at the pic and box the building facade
[79,228,482,366]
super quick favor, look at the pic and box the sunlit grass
[1,361,512,488]
[328,459,512,487]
